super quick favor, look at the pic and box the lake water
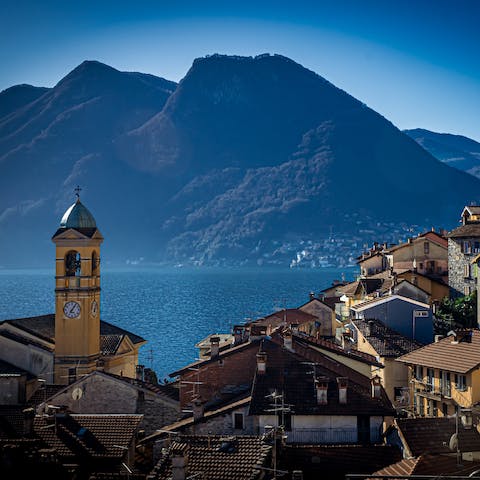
[0,267,358,379]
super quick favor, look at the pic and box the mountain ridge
[1,54,479,268]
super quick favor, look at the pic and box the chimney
[371,375,382,399]
[250,324,267,340]
[171,448,188,480]
[337,377,348,404]
[290,322,300,333]
[136,364,145,381]
[309,292,315,300]
[283,330,294,351]
[210,336,220,358]
[233,325,244,345]
[407,238,413,244]
[366,320,375,336]
[434,334,444,342]
[256,352,267,374]
[22,407,35,437]
[315,376,329,405]
[192,397,205,421]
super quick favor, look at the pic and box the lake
[0,266,358,379]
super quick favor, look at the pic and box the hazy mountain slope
[1,54,479,268]
[404,128,480,178]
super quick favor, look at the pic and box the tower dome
[60,198,97,229]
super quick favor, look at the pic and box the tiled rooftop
[149,435,272,480]
[448,223,480,238]
[282,444,402,480]
[395,417,480,456]
[294,331,383,366]
[353,318,423,358]
[397,329,480,373]
[34,414,142,459]
[371,454,480,478]
[0,314,145,348]
[249,340,393,417]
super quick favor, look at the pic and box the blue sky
[1,0,479,140]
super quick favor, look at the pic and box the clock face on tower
[64,301,81,318]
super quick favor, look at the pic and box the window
[426,368,434,391]
[424,242,430,254]
[418,397,425,416]
[455,374,467,391]
[394,387,404,402]
[464,286,472,296]
[475,242,480,254]
[464,264,471,279]
[415,365,423,381]
[233,413,244,430]
[441,371,451,397]
[442,403,448,416]
[463,241,472,254]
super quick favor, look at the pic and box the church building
[0,193,146,385]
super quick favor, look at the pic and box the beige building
[352,318,422,409]
[397,329,480,418]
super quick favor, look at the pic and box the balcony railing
[286,427,381,444]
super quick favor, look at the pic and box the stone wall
[448,238,476,298]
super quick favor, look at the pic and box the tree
[434,291,477,334]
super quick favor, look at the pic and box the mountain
[404,128,480,178]
[0,84,51,120]
[1,54,479,268]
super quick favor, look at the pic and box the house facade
[448,206,480,298]
[397,329,480,418]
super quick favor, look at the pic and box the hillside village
[3,198,480,479]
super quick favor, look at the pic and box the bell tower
[52,187,103,385]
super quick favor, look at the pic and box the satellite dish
[449,433,458,451]
[72,387,83,400]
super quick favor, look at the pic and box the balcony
[286,427,381,444]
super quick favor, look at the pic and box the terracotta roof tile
[371,454,480,478]
[282,444,402,480]
[397,329,480,373]
[33,414,142,459]
[353,319,423,358]
[448,223,480,238]
[395,417,480,456]
[149,435,272,480]
[293,331,384,366]
[0,314,145,348]
[249,340,393,417]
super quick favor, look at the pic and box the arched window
[91,251,99,274]
[65,251,81,277]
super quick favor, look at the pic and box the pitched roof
[293,331,384,367]
[387,231,448,252]
[249,340,393,417]
[395,417,480,456]
[448,223,480,238]
[141,396,252,445]
[1,314,145,348]
[250,308,317,327]
[352,319,423,358]
[169,339,260,377]
[350,294,430,312]
[397,329,480,373]
[338,278,384,297]
[371,454,480,478]
[282,444,402,480]
[33,414,142,459]
[148,435,272,480]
